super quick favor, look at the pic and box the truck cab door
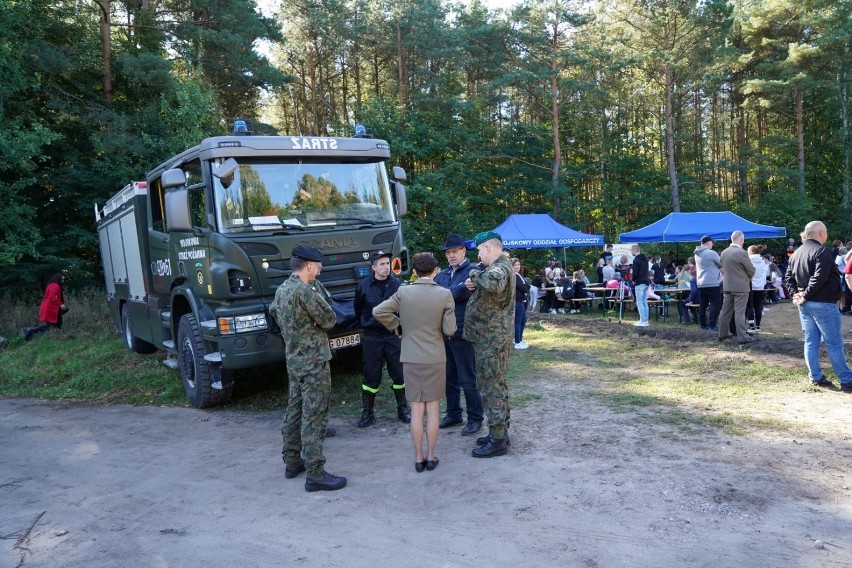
[148,176,174,297]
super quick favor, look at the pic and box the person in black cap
[353,250,409,427]
[270,245,346,492]
[693,235,723,331]
[434,234,484,435]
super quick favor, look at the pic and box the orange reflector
[218,318,234,334]
[391,257,402,274]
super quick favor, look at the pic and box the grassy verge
[518,318,819,436]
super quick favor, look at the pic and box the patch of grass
[0,332,184,405]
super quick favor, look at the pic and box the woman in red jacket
[21,273,67,341]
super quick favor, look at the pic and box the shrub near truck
[95,123,409,408]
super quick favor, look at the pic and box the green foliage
[3,0,852,294]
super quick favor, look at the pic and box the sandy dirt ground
[2,301,852,567]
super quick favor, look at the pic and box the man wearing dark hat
[693,235,723,331]
[435,234,484,435]
[270,245,346,492]
[464,231,515,458]
[353,250,409,427]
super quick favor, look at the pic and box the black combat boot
[356,391,376,428]
[305,472,347,492]
[394,388,411,424]
[472,436,508,458]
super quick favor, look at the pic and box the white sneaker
[633,320,649,327]
[514,341,529,350]
[557,308,566,314]
[549,309,557,314]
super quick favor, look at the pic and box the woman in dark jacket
[511,258,530,349]
[21,272,67,341]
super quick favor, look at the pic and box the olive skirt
[403,362,446,402]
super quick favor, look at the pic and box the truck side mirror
[165,189,193,232]
[162,168,187,189]
[392,166,407,181]
[392,182,407,218]
[213,158,239,180]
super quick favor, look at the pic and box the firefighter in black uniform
[353,251,410,427]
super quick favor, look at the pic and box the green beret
[291,245,324,262]
[473,231,502,246]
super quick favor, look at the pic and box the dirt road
[2,302,852,567]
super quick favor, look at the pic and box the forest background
[1,0,850,294]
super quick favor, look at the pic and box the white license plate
[329,333,361,350]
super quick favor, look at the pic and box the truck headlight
[218,313,268,335]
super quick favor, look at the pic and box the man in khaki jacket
[718,231,756,345]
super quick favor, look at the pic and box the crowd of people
[524,237,794,337]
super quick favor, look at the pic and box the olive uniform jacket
[372,278,456,364]
[463,255,516,349]
[270,273,337,372]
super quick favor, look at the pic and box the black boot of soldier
[356,391,376,428]
[394,388,411,424]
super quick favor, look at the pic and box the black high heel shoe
[425,457,439,471]
[415,460,427,473]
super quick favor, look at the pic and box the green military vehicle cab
[95,122,409,408]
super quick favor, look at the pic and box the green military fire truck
[95,122,409,408]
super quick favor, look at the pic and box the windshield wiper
[312,217,380,225]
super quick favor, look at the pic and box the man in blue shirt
[435,234,484,435]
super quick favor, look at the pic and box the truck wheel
[177,313,232,408]
[121,304,156,354]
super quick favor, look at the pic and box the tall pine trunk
[97,0,112,103]
[795,87,805,195]
[665,66,680,211]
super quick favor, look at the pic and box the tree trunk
[309,51,318,135]
[665,66,680,211]
[737,103,748,204]
[96,0,112,103]
[795,87,805,195]
[396,24,407,119]
[840,60,850,213]
[551,71,561,214]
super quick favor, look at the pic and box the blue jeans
[798,301,852,386]
[444,336,484,423]
[514,301,527,343]
[635,284,649,323]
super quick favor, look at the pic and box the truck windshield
[212,159,396,233]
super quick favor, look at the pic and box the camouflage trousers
[281,360,331,478]
[474,342,511,439]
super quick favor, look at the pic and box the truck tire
[121,304,156,354]
[177,313,232,408]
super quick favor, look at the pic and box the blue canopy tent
[619,212,786,243]
[491,214,605,248]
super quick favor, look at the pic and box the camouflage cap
[291,245,324,262]
[473,231,502,246]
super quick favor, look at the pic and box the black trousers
[361,332,404,392]
[746,289,765,327]
[698,285,722,328]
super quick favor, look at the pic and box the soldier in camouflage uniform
[269,245,347,492]
[463,231,515,458]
